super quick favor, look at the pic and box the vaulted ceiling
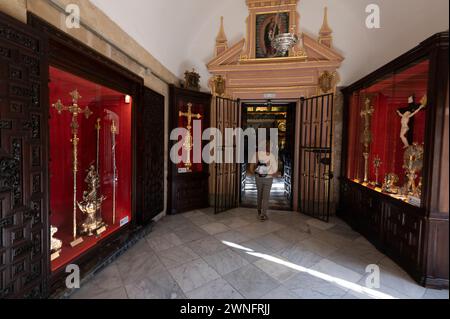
[90,0,449,89]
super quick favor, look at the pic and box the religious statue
[211,75,226,96]
[396,95,427,149]
[264,17,278,57]
[78,164,106,236]
[360,98,375,183]
[184,69,201,91]
[50,225,62,261]
[179,103,202,171]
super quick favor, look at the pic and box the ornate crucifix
[360,98,375,183]
[52,89,92,246]
[179,103,202,170]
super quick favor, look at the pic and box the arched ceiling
[90,0,449,90]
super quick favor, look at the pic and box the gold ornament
[52,89,92,247]
[402,143,424,197]
[382,173,399,194]
[372,155,382,186]
[78,165,107,236]
[360,98,375,183]
[179,103,202,171]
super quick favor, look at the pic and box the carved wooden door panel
[0,12,49,298]
[137,87,165,224]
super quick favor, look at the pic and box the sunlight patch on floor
[221,240,395,299]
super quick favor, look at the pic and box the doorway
[240,100,296,211]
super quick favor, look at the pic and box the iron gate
[299,93,334,222]
[214,96,241,214]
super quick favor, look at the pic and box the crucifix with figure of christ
[179,102,202,171]
[52,89,92,247]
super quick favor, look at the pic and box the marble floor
[71,208,449,299]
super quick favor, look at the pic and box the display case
[345,59,428,206]
[48,66,132,272]
[339,32,449,288]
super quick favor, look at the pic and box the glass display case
[345,59,429,207]
[48,66,132,272]
[339,32,448,288]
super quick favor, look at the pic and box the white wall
[91,0,449,89]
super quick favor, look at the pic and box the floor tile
[204,248,249,275]
[187,236,228,257]
[215,230,250,244]
[220,216,251,229]
[310,259,363,283]
[255,233,295,254]
[168,259,221,293]
[200,222,230,235]
[71,264,124,299]
[174,224,209,243]
[283,272,348,299]
[254,258,299,283]
[157,245,201,269]
[260,285,299,299]
[124,269,185,299]
[72,286,128,299]
[116,249,165,285]
[422,289,449,299]
[146,232,183,252]
[298,237,339,257]
[306,218,336,230]
[223,264,279,299]
[186,278,243,299]
[278,244,323,268]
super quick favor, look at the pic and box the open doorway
[240,100,296,211]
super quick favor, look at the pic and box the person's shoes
[259,214,268,222]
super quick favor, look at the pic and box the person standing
[249,141,278,221]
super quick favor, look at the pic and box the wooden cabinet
[339,31,449,288]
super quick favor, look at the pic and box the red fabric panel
[48,67,132,272]
[176,100,204,172]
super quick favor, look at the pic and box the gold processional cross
[179,102,202,170]
[360,98,375,183]
[52,89,92,246]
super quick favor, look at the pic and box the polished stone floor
[71,208,449,299]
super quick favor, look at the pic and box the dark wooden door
[136,87,165,224]
[0,12,49,298]
[168,86,211,215]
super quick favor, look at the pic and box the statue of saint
[396,95,427,149]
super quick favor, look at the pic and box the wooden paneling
[0,11,49,298]
[136,87,165,223]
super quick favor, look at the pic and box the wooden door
[136,87,165,224]
[0,12,49,298]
